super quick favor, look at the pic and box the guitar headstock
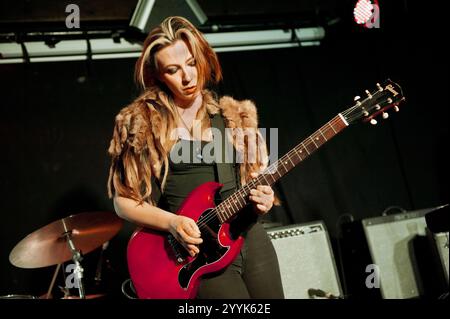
[342,79,405,125]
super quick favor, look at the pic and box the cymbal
[9,211,123,269]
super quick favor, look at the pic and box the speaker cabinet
[430,232,449,285]
[362,211,428,299]
[343,210,449,299]
[266,221,342,299]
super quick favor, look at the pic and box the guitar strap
[210,113,240,201]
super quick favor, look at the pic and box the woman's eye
[167,68,178,74]
[188,60,196,66]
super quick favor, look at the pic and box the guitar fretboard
[215,114,348,223]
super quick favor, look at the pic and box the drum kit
[3,211,123,300]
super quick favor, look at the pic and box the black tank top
[161,139,218,213]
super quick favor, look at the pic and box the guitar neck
[216,113,349,223]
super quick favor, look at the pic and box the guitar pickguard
[178,208,228,289]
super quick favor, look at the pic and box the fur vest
[107,88,268,203]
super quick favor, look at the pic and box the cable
[121,278,137,299]
[335,213,355,298]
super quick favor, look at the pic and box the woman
[107,16,284,299]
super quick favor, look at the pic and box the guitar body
[127,181,244,299]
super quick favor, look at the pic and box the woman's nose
[181,67,192,84]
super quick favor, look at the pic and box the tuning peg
[354,95,360,101]
[387,98,393,104]
[376,83,383,91]
[365,90,372,98]
[375,104,381,110]
[382,112,389,119]
[394,105,400,112]
[370,119,377,125]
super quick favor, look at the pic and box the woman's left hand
[249,172,274,215]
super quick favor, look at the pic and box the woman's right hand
[168,215,203,257]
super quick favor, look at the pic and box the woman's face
[155,40,199,107]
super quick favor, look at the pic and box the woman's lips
[183,86,196,93]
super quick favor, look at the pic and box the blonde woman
[108,16,284,299]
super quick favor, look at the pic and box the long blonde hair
[135,16,222,90]
[108,16,222,204]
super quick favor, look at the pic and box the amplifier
[266,221,342,299]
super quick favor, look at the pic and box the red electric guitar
[127,79,405,298]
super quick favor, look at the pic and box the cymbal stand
[64,231,86,299]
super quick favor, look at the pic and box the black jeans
[197,221,285,299]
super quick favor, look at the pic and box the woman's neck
[175,93,203,116]
[174,92,211,141]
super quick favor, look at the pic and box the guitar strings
[195,98,369,230]
[194,88,389,231]
[172,99,387,256]
[195,115,345,230]
[196,105,370,230]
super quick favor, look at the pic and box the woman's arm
[113,196,202,256]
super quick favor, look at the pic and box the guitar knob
[354,95,361,101]
[382,112,389,119]
[365,90,372,98]
[370,119,377,125]
[394,105,400,112]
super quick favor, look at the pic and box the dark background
[0,1,448,298]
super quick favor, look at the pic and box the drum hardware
[94,241,109,284]
[45,263,62,299]
[64,230,86,299]
[8,211,123,299]
[0,294,38,299]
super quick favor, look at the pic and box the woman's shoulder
[215,94,259,129]
[114,88,163,124]
[110,89,162,155]
[113,100,149,136]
